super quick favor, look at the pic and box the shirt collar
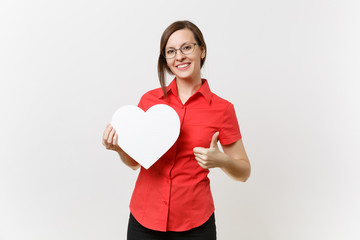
[158,77,212,104]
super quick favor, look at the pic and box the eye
[166,49,175,55]
[182,45,192,51]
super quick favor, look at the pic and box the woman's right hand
[102,123,140,170]
[102,123,120,152]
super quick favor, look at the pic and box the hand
[102,123,121,152]
[193,132,226,169]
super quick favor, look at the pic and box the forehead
[166,29,196,48]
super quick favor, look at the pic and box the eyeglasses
[162,42,198,59]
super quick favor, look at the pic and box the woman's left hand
[193,132,227,169]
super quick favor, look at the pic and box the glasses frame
[162,42,198,59]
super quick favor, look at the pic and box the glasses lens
[163,43,196,58]
[181,44,194,55]
[165,48,176,58]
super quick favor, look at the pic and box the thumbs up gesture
[193,132,225,169]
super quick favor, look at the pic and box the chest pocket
[182,107,223,148]
[188,124,217,148]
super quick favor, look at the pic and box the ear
[201,48,206,60]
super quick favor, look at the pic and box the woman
[102,20,251,240]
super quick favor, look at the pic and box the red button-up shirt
[129,78,242,232]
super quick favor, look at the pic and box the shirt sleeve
[137,96,145,110]
[218,103,242,145]
[137,92,149,111]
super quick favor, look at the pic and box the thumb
[210,132,219,148]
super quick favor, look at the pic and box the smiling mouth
[176,63,191,70]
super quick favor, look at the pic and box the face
[165,29,205,82]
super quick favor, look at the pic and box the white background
[1,0,359,239]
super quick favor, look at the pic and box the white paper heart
[111,104,180,169]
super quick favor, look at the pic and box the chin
[176,74,194,81]
[175,70,195,79]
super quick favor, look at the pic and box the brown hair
[157,20,207,98]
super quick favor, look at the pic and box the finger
[194,152,207,161]
[107,128,115,144]
[102,136,108,146]
[102,130,110,146]
[193,147,207,155]
[195,156,206,165]
[210,132,219,148]
[198,163,207,169]
[105,123,112,132]
[113,133,118,146]
[103,124,113,140]
[195,158,208,169]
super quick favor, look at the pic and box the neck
[175,76,203,104]
[176,77,202,98]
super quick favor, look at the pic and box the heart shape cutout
[111,104,180,169]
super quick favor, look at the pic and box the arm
[193,132,251,182]
[220,139,251,182]
[102,123,140,171]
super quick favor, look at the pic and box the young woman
[102,20,251,240]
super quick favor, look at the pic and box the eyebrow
[165,41,192,49]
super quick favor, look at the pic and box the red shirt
[129,78,242,232]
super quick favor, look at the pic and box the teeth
[177,64,189,68]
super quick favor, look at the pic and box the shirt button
[163,201,168,206]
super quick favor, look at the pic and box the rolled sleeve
[219,103,242,145]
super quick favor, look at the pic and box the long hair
[157,20,207,98]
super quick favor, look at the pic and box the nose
[175,49,185,61]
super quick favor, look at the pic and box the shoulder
[139,87,163,101]
[137,87,164,111]
[211,92,233,109]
